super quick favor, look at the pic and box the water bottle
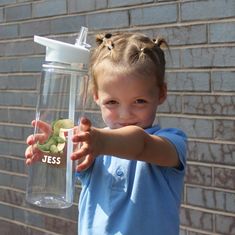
[26,27,90,208]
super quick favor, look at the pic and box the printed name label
[42,155,61,165]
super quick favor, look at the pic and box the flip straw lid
[34,27,90,65]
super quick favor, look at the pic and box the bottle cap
[34,27,90,65]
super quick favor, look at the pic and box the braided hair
[90,32,168,91]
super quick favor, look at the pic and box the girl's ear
[93,91,100,106]
[158,83,167,104]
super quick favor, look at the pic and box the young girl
[26,32,187,235]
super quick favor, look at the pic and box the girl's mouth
[118,123,137,127]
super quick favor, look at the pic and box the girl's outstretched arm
[72,117,179,171]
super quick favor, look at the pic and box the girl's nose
[119,106,132,120]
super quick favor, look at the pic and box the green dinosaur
[37,119,74,154]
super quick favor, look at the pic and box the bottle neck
[42,61,88,72]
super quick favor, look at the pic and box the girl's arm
[97,125,179,167]
[72,117,179,171]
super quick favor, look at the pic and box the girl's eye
[105,100,118,105]
[135,99,147,104]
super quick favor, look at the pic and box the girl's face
[94,72,167,129]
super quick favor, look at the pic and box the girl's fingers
[26,133,48,145]
[25,120,54,165]
[71,117,94,171]
[26,134,35,145]
[25,145,43,165]
[72,131,90,143]
[32,120,52,135]
[26,120,52,145]
[76,155,94,172]
[26,153,42,165]
[71,143,91,161]
[25,146,33,159]
[79,117,91,132]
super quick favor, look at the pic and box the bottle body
[26,62,88,208]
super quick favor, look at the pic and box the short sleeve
[155,128,187,171]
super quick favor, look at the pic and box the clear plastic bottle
[26,27,90,208]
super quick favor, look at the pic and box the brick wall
[0,0,234,234]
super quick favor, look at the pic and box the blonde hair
[90,32,168,91]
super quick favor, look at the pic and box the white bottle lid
[34,27,90,65]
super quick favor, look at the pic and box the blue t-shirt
[77,125,187,235]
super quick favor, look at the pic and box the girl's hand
[71,117,99,172]
[25,120,52,165]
